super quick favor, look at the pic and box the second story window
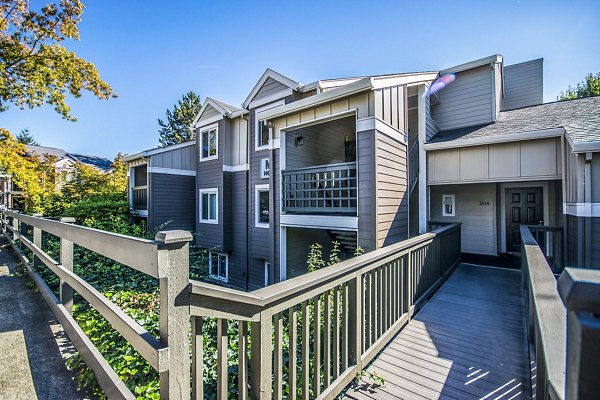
[255,184,269,228]
[200,188,218,224]
[255,99,284,151]
[257,120,270,149]
[200,125,218,161]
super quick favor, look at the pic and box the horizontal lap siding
[357,130,375,252]
[224,171,248,289]
[503,59,543,110]
[431,65,493,130]
[198,104,221,121]
[376,132,408,247]
[148,173,195,231]
[254,77,289,101]
[425,94,438,141]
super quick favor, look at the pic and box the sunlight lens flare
[425,73,456,97]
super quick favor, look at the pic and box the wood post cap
[558,267,600,312]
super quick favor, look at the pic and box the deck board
[345,264,530,400]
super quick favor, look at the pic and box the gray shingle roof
[26,145,112,171]
[26,145,67,159]
[430,96,600,145]
[210,98,241,114]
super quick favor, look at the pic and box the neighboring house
[2,145,113,211]
[127,54,600,290]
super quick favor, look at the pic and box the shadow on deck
[346,263,530,400]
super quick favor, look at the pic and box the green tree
[558,72,600,101]
[158,91,202,146]
[0,0,115,120]
[15,129,39,145]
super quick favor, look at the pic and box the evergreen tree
[558,72,600,101]
[158,91,202,147]
[15,129,39,145]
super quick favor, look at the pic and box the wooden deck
[346,263,531,400]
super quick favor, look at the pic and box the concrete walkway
[0,237,87,399]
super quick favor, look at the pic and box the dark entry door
[505,187,543,253]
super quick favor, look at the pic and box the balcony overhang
[280,215,358,231]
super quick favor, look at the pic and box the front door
[505,187,543,253]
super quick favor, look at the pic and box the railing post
[31,214,43,268]
[347,272,362,372]
[250,311,273,400]
[11,213,19,245]
[558,268,600,400]
[60,217,76,313]
[156,230,193,400]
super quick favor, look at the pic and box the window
[257,120,270,149]
[442,194,455,217]
[200,188,218,223]
[200,125,218,160]
[209,252,228,281]
[255,184,269,228]
[264,261,270,286]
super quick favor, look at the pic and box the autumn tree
[0,0,115,120]
[158,91,202,146]
[16,129,39,145]
[558,72,600,101]
[0,129,42,206]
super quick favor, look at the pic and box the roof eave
[440,54,503,75]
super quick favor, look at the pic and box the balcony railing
[282,162,357,215]
[132,186,147,210]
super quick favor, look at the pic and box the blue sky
[2,0,599,159]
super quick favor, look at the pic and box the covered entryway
[505,187,543,253]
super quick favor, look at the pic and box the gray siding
[286,228,335,279]
[150,145,197,170]
[375,132,408,247]
[357,129,376,252]
[148,173,195,232]
[198,103,221,121]
[566,215,600,268]
[255,77,290,101]
[593,217,600,268]
[374,85,406,131]
[431,65,494,130]
[592,154,600,202]
[223,171,249,289]
[425,94,438,141]
[502,59,543,111]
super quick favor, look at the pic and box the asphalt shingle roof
[26,145,112,171]
[430,96,600,145]
[210,98,241,114]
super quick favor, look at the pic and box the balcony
[132,186,148,210]
[282,162,357,215]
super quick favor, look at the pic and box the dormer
[242,69,303,110]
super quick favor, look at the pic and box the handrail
[520,225,566,400]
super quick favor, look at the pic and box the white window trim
[209,251,228,282]
[199,123,219,161]
[442,194,455,217]
[255,184,270,228]
[264,260,271,286]
[255,100,285,151]
[199,188,218,224]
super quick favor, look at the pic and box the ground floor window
[209,251,228,281]
[264,260,270,286]
[200,188,218,223]
[255,184,269,228]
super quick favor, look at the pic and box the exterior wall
[592,155,600,202]
[285,228,337,279]
[430,183,497,255]
[224,118,248,166]
[149,145,197,171]
[593,217,600,267]
[357,129,376,252]
[375,131,408,247]
[223,171,248,289]
[198,103,221,121]
[255,77,290,101]
[502,59,543,110]
[567,215,600,268]
[427,138,562,184]
[431,64,494,130]
[425,91,439,141]
[147,173,195,231]
[374,85,406,131]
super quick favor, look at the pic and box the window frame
[199,123,219,161]
[209,251,228,282]
[199,188,218,224]
[255,184,270,228]
[264,260,271,286]
[255,100,285,151]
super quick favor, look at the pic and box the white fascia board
[243,69,301,109]
[147,167,196,176]
[423,127,565,151]
[195,114,224,129]
[440,54,503,74]
[230,109,249,118]
[248,89,292,110]
[258,78,373,121]
[280,214,358,230]
[371,72,439,89]
[123,141,196,162]
[570,140,600,153]
[564,202,600,217]
[223,164,249,172]
[192,98,239,128]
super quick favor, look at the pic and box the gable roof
[242,69,301,108]
[26,145,67,159]
[191,97,247,128]
[428,96,600,152]
[26,145,113,171]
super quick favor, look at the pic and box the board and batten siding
[150,145,197,171]
[431,64,494,130]
[430,183,497,255]
[375,131,408,247]
[254,77,290,101]
[502,59,543,111]
[374,85,406,132]
[147,173,195,232]
[427,138,562,185]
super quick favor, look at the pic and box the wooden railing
[520,225,566,400]
[524,225,565,274]
[0,210,192,400]
[408,140,419,196]
[281,162,357,215]
[188,223,461,399]
[132,186,148,210]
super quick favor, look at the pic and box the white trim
[564,203,600,217]
[248,89,293,109]
[370,72,440,89]
[255,100,286,151]
[442,194,455,217]
[356,117,408,145]
[192,97,233,128]
[276,109,357,133]
[440,54,502,74]
[199,188,218,224]
[223,164,249,172]
[280,214,358,230]
[199,123,219,162]
[264,260,271,287]
[208,251,228,282]
[194,114,223,129]
[136,210,148,217]
[428,175,561,185]
[243,69,300,109]
[147,167,196,176]
[255,184,270,228]
[423,127,565,151]
[280,226,287,281]
[418,84,428,234]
